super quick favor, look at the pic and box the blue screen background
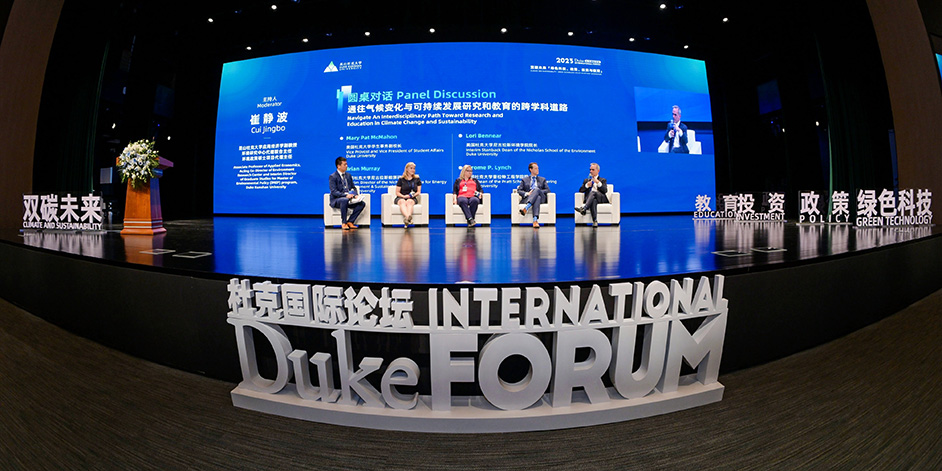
[213,42,716,215]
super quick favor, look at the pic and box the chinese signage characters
[693,188,933,227]
[22,193,104,231]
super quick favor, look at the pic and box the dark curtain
[814,2,895,195]
[32,3,112,195]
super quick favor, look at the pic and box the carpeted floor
[1,289,939,470]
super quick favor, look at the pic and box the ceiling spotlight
[246,46,252,51]
[167,136,171,141]
[302,38,309,43]
[111,123,116,129]
[567,31,574,36]
[364,31,370,36]
[429,28,436,33]
[815,121,820,126]
[723,17,729,23]
[207,18,214,23]
[500,27,507,34]
[683,45,689,49]
[660,3,667,10]
[629,37,635,42]
[271,4,277,10]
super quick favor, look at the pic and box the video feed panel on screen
[213,42,715,215]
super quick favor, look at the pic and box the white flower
[117,139,160,188]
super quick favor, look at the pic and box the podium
[120,156,173,235]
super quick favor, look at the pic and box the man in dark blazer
[517,162,550,228]
[576,162,608,227]
[328,156,365,230]
[663,105,689,154]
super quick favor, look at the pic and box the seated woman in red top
[452,165,483,226]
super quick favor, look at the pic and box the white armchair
[323,190,371,227]
[686,129,701,154]
[574,185,620,225]
[511,191,557,225]
[381,186,429,226]
[444,193,492,226]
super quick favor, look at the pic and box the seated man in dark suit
[517,162,550,228]
[328,156,365,230]
[576,162,608,227]
[663,105,689,154]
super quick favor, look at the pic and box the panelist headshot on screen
[517,162,550,228]
[664,105,689,154]
[328,156,366,230]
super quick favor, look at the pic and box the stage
[9,215,939,284]
[1,213,940,431]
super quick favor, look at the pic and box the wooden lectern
[120,156,173,235]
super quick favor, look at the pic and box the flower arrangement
[117,139,160,188]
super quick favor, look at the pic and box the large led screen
[213,42,715,215]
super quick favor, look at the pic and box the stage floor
[10,215,939,284]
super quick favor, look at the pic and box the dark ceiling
[113,0,770,63]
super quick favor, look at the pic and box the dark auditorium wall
[868,0,942,193]
[707,2,895,210]
[0,0,64,230]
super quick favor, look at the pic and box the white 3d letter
[430,333,477,410]
[478,333,552,410]
[228,318,293,394]
[551,329,612,407]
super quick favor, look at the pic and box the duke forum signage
[226,275,728,432]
